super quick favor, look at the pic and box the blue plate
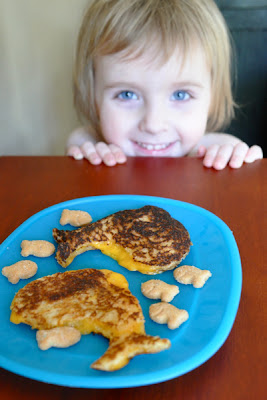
[0,195,242,388]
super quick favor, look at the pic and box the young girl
[66,0,263,170]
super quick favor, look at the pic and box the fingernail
[244,155,254,163]
[230,158,243,168]
[106,159,116,166]
[90,156,102,165]
[73,153,83,160]
[214,162,224,170]
[204,158,213,168]
[118,155,126,163]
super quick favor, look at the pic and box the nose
[139,102,168,135]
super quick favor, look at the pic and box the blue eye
[171,90,190,101]
[117,91,138,100]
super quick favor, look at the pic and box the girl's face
[94,44,211,157]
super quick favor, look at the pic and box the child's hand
[197,142,263,170]
[67,141,127,167]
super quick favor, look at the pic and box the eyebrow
[171,81,205,89]
[103,82,140,89]
[103,80,205,90]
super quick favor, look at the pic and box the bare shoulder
[66,126,97,148]
[197,132,242,147]
[188,132,242,156]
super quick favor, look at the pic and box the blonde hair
[73,0,235,136]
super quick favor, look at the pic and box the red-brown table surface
[0,156,266,400]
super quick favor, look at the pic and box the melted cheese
[10,312,144,338]
[10,312,24,325]
[10,268,144,338]
[71,317,144,337]
[101,269,129,289]
[91,241,157,274]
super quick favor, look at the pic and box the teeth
[137,142,170,150]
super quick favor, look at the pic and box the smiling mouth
[134,141,176,151]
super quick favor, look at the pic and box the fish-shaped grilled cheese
[53,205,191,274]
[10,268,170,371]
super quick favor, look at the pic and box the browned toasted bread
[10,268,170,371]
[53,205,191,274]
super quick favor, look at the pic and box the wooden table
[0,156,265,400]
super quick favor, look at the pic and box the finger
[81,142,102,165]
[95,142,117,166]
[66,145,84,160]
[212,144,234,170]
[244,145,263,163]
[108,144,127,164]
[229,142,249,169]
[202,144,220,168]
[196,145,206,158]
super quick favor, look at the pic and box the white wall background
[0,0,89,155]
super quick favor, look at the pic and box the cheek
[188,100,210,132]
[178,108,209,148]
[181,110,207,134]
[98,108,127,145]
